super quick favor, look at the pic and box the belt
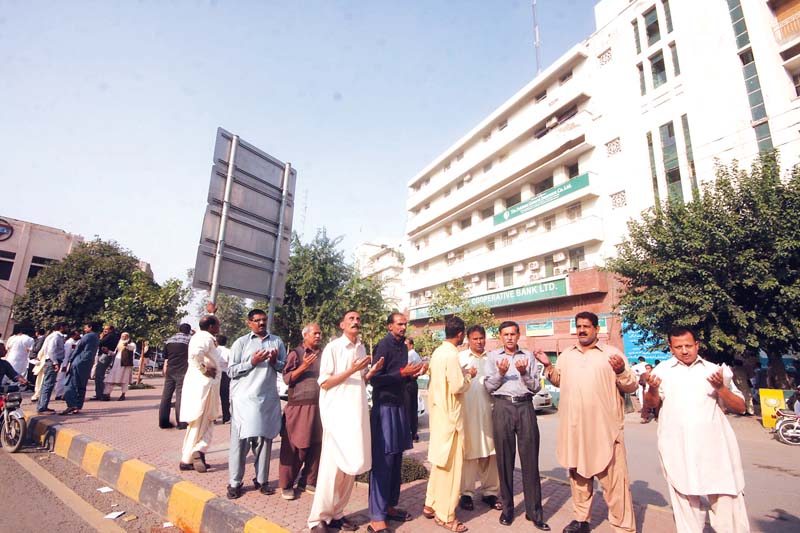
[496,394,533,404]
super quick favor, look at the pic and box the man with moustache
[458,325,501,512]
[644,327,749,533]
[535,311,637,533]
[307,310,384,533]
[485,321,550,531]
[279,322,324,500]
[367,313,425,532]
[226,309,286,498]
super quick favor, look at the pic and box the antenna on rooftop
[532,0,542,75]
[300,188,309,238]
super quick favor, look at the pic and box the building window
[443,161,451,172]
[535,176,554,195]
[423,202,430,210]
[566,202,582,220]
[0,250,15,281]
[460,217,472,230]
[660,121,683,202]
[669,42,680,76]
[646,131,660,203]
[444,188,451,198]
[503,266,514,287]
[727,0,750,49]
[498,119,508,131]
[662,0,674,32]
[650,50,667,88]
[456,178,464,190]
[793,73,800,97]
[644,7,661,46]
[544,256,554,277]
[543,215,555,232]
[505,192,521,208]
[487,271,496,290]
[502,231,515,247]
[569,247,585,270]
[638,63,646,95]
[486,238,496,251]
[632,20,641,54]
[481,206,494,220]
[681,114,698,191]
[456,152,464,161]
[482,131,492,142]
[557,105,578,125]
[560,70,573,84]
[754,122,774,153]
[535,91,547,103]
[27,257,54,279]
[568,163,580,179]
[483,161,493,173]
[740,50,766,122]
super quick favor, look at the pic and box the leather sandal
[434,517,468,532]
[422,506,435,519]
[386,508,412,522]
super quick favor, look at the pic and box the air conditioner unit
[554,266,568,275]
[514,263,525,272]
[447,251,456,259]
[546,116,559,128]
[424,290,432,297]
[552,252,566,263]
[471,275,480,283]
[487,282,496,290]
[530,272,541,281]
[526,220,538,229]
[508,228,518,236]
[528,261,540,270]
[578,260,589,270]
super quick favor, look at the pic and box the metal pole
[533,0,542,75]
[209,134,239,305]
[267,162,291,332]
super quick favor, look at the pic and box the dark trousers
[37,361,56,411]
[158,369,185,427]
[369,449,403,521]
[404,379,419,437]
[492,397,544,520]
[278,425,321,489]
[26,362,35,385]
[93,359,110,399]
[64,356,93,409]
[220,373,231,422]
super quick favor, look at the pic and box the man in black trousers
[92,324,119,401]
[484,321,550,531]
[159,324,192,429]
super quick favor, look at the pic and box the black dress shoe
[459,494,474,510]
[328,517,358,531]
[562,520,591,533]
[176,423,188,430]
[226,485,242,499]
[159,422,176,429]
[499,509,514,526]
[525,513,551,530]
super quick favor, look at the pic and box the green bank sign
[410,278,568,320]
[493,173,590,226]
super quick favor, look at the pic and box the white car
[277,372,289,400]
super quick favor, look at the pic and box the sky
[0,0,600,285]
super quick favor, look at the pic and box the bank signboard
[410,278,568,320]
[493,173,590,226]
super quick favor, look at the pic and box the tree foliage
[410,279,497,357]
[273,230,390,350]
[607,152,800,387]
[101,270,191,347]
[13,238,139,328]
[196,291,251,342]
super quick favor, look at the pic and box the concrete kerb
[22,411,289,533]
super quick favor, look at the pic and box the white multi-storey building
[355,242,406,310]
[404,0,800,354]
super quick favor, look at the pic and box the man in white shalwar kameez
[225,308,287,499]
[179,315,221,472]
[645,326,750,533]
[307,310,383,533]
[457,325,501,512]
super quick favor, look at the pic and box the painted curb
[23,411,289,533]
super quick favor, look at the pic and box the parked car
[132,350,164,373]
[277,372,288,400]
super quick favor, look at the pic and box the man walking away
[92,325,119,401]
[216,334,231,424]
[159,324,192,429]
[60,322,101,415]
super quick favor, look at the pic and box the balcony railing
[774,12,800,44]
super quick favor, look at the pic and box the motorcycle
[0,384,27,452]
[774,408,800,446]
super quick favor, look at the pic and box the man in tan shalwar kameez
[423,317,475,533]
[535,311,638,533]
[457,325,500,512]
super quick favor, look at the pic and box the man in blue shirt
[61,322,101,415]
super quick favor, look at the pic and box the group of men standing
[164,305,750,533]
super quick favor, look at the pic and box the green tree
[607,152,800,387]
[196,292,251,342]
[409,279,497,357]
[273,230,389,349]
[100,270,191,348]
[13,238,139,328]
[339,274,389,354]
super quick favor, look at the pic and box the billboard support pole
[267,162,291,331]
[209,134,239,305]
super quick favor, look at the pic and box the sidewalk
[25,378,677,533]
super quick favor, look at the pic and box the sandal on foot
[434,517,468,532]
[422,506,435,519]
[481,495,503,510]
[386,508,412,522]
